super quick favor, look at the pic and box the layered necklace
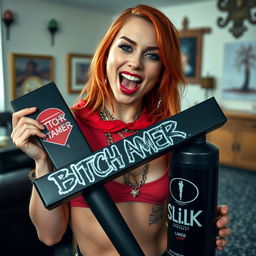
[99,108,149,198]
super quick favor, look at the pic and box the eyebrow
[119,36,159,51]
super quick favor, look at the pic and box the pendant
[130,189,140,197]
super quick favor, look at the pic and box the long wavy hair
[73,5,185,121]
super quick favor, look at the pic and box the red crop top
[70,167,169,207]
[69,103,170,207]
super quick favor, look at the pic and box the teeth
[121,73,141,82]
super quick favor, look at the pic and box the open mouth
[119,72,142,95]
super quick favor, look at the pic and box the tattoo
[149,205,164,225]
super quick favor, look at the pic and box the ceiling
[41,0,213,15]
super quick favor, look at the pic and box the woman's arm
[11,107,70,245]
[29,159,70,246]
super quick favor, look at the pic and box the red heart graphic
[37,108,73,146]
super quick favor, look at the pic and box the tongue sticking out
[119,74,141,95]
[121,76,138,89]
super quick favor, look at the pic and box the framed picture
[178,18,211,84]
[11,53,54,99]
[67,53,92,93]
[221,41,256,101]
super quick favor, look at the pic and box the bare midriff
[71,201,167,256]
[70,155,169,256]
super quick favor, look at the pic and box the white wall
[160,1,256,112]
[2,0,112,110]
[0,0,5,110]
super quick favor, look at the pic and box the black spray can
[167,133,219,256]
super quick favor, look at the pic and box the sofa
[0,149,72,256]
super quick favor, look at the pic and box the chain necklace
[123,162,149,197]
[99,108,149,198]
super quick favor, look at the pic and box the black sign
[11,82,227,209]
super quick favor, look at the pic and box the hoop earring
[157,98,161,110]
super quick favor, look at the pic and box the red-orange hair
[73,5,185,121]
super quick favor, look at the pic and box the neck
[104,101,142,123]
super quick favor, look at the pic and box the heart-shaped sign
[37,108,73,146]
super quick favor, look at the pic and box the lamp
[2,10,14,40]
[201,76,215,99]
[48,19,59,46]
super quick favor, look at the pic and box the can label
[168,177,203,231]
[170,178,199,204]
[167,164,217,256]
[167,174,209,255]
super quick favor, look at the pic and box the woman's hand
[216,205,231,251]
[11,107,47,162]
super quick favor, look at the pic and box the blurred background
[0,0,255,255]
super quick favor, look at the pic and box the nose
[128,53,142,70]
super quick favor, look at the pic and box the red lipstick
[119,71,142,95]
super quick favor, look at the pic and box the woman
[11,5,231,256]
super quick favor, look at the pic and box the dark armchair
[0,168,56,255]
[0,111,12,136]
[0,140,55,255]
[0,151,72,256]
